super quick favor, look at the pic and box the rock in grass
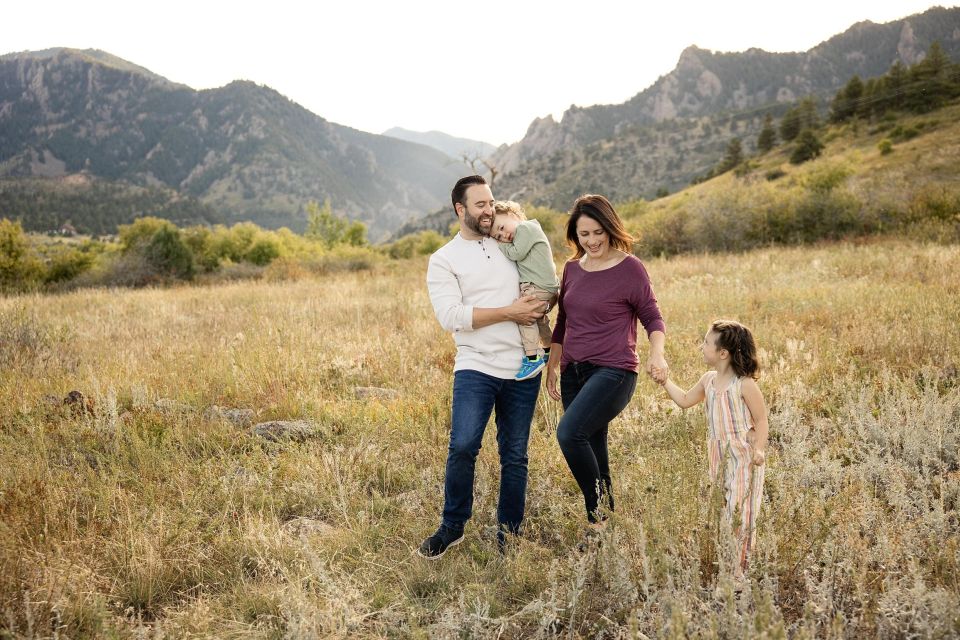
[252,420,315,442]
[282,517,337,538]
[354,386,400,400]
[154,398,194,414]
[204,405,255,427]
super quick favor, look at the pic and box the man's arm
[427,253,544,332]
[473,297,544,329]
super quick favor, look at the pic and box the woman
[546,194,668,527]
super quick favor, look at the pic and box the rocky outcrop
[490,6,960,209]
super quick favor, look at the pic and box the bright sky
[1,1,949,145]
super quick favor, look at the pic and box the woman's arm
[545,342,563,401]
[658,372,707,409]
[741,377,768,465]
[646,330,668,383]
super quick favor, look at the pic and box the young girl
[656,320,768,577]
[490,201,560,380]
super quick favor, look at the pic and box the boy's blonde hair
[493,200,527,220]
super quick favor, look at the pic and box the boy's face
[491,213,519,242]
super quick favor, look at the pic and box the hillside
[0,49,465,239]
[493,6,960,207]
[382,127,497,160]
[623,101,960,255]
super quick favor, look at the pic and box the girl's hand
[747,428,766,466]
[546,366,561,401]
[650,366,668,386]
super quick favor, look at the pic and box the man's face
[457,184,495,236]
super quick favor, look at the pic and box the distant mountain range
[0,49,466,238]
[2,6,959,240]
[492,5,960,208]
[382,127,497,161]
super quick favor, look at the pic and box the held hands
[646,353,669,385]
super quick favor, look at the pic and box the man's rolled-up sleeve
[427,254,474,333]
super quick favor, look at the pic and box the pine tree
[757,114,776,152]
[779,106,802,142]
[830,75,864,122]
[790,129,824,164]
[715,137,743,174]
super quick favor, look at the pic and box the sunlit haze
[1,0,949,145]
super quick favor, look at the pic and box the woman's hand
[546,366,561,401]
[646,352,668,384]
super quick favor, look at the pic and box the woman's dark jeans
[557,362,638,523]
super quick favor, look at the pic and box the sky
[1,1,950,145]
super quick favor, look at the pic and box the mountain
[0,48,463,239]
[383,127,497,160]
[493,6,960,207]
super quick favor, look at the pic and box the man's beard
[462,210,492,235]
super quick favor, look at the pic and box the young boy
[490,201,560,380]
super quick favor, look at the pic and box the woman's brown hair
[565,194,634,260]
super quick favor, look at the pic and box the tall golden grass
[1,239,959,638]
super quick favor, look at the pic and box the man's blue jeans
[557,362,638,523]
[441,369,541,535]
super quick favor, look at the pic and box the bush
[878,139,894,155]
[765,169,787,181]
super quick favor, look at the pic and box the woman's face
[576,215,609,260]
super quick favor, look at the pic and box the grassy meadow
[2,239,960,638]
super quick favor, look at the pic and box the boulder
[353,386,400,401]
[252,420,315,442]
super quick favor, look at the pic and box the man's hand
[505,295,546,326]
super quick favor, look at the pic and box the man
[419,175,545,559]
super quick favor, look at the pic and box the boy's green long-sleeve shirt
[497,219,559,293]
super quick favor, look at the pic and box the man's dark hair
[451,175,487,215]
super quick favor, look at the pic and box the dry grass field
[1,239,959,638]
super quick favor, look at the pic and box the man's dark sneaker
[417,525,464,559]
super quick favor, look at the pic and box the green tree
[715,137,743,174]
[305,200,368,248]
[757,114,776,152]
[145,225,194,279]
[906,42,957,112]
[779,106,802,142]
[790,129,825,164]
[830,75,864,122]
[0,219,43,290]
[342,221,368,247]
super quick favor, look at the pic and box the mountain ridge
[0,49,464,238]
[492,5,960,207]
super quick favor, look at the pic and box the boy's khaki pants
[519,282,558,357]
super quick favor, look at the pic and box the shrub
[878,139,894,155]
[765,169,787,181]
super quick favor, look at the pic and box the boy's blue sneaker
[516,356,546,381]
